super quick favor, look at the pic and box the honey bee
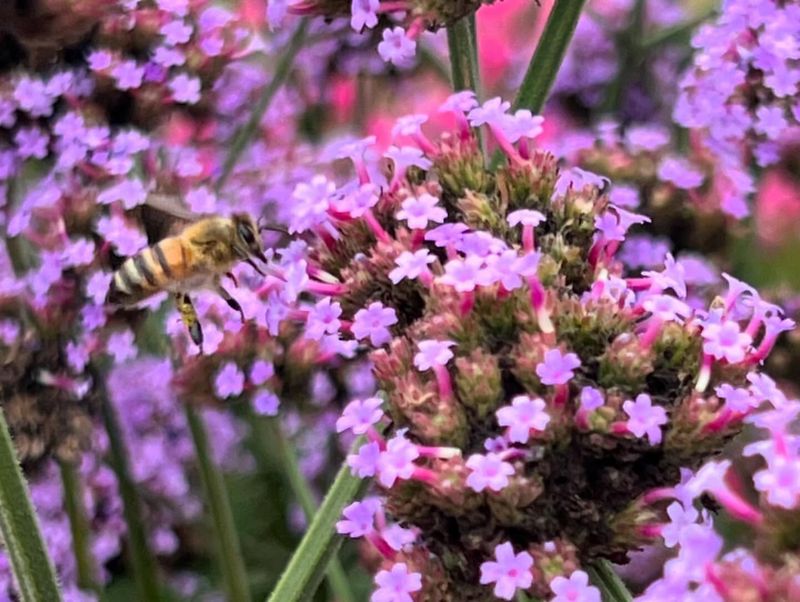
[106,194,285,352]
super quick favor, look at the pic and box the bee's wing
[139,194,204,244]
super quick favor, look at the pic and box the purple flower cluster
[675,0,800,214]
[639,374,800,601]
[261,95,791,599]
[269,0,491,69]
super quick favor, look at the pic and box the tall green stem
[185,406,251,602]
[588,560,634,602]
[247,411,354,602]
[447,14,480,94]
[0,411,62,602]
[266,438,369,602]
[100,389,163,601]
[59,459,99,593]
[514,0,587,112]
[217,19,309,191]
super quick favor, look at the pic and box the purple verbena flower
[549,570,601,602]
[371,563,422,602]
[465,453,514,493]
[623,394,668,445]
[336,397,384,435]
[496,395,550,444]
[536,349,581,385]
[352,302,398,346]
[479,542,534,600]
[214,362,245,398]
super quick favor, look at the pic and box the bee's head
[232,213,268,271]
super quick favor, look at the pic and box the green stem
[59,460,99,594]
[446,14,481,94]
[216,19,309,192]
[514,0,587,112]
[588,560,634,602]
[185,406,251,602]
[640,8,716,49]
[248,411,354,602]
[100,388,163,602]
[0,410,62,602]
[600,0,645,114]
[266,437,369,602]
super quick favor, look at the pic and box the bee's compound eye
[238,224,255,245]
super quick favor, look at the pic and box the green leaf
[266,437,370,602]
[588,559,634,602]
[514,0,588,113]
[217,20,309,192]
[186,406,251,602]
[0,410,63,602]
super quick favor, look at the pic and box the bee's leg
[216,283,246,323]
[225,271,238,287]
[175,293,204,352]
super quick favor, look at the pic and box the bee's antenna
[257,217,289,236]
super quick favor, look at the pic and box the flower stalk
[99,382,163,602]
[217,19,309,191]
[255,415,355,602]
[514,0,587,112]
[0,410,62,602]
[588,560,634,602]
[59,459,99,594]
[447,14,480,94]
[185,406,251,602]
[266,437,370,602]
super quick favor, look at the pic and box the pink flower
[468,97,511,129]
[168,73,201,104]
[466,453,514,492]
[304,297,342,340]
[413,340,456,371]
[550,570,601,602]
[701,320,752,363]
[479,542,534,600]
[536,349,581,385]
[337,498,380,537]
[252,390,280,416]
[377,433,419,487]
[371,563,422,602]
[623,394,668,445]
[214,362,245,398]
[352,302,398,346]
[377,27,416,68]
[348,441,381,478]
[389,249,435,284]
[439,255,493,292]
[496,395,550,443]
[336,397,384,435]
[396,194,447,230]
[351,0,379,31]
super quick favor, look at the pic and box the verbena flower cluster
[555,121,740,250]
[675,0,800,215]
[269,0,494,68]
[261,95,794,600]
[640,376,800,601]
[1,0,799,600]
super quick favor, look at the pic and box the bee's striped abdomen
[107,239,187,305]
